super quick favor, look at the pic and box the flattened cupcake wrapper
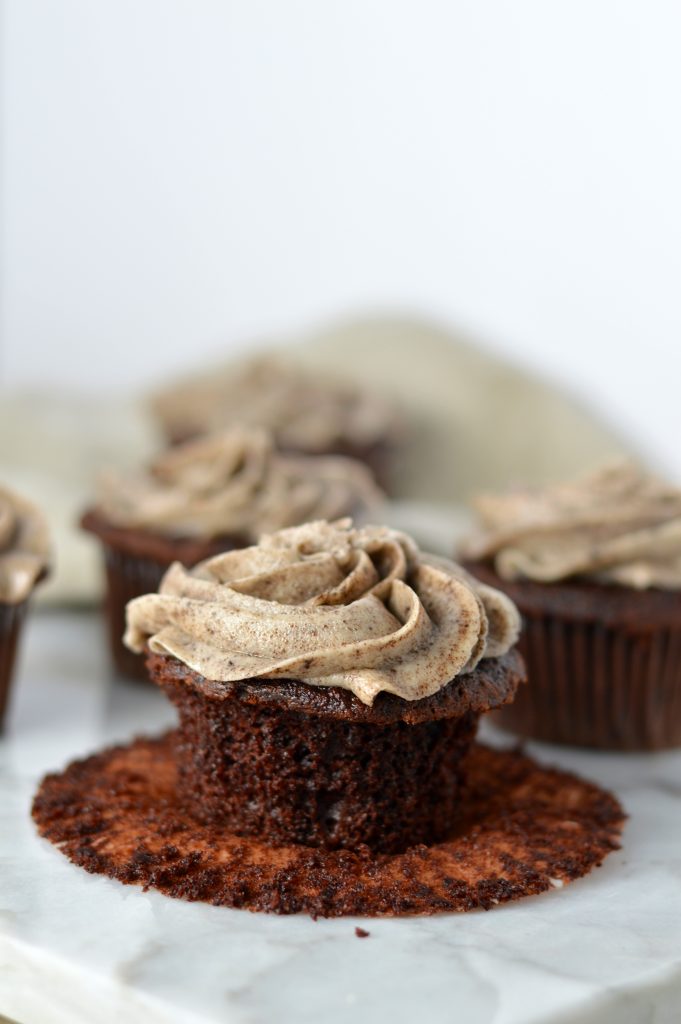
[496,613,681,750]
[32,734,625,918]
[0,599,30,729]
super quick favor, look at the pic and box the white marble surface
[1,610,681,1024]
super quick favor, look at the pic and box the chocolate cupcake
[0,485,50,729]
[149,353,402,490]
[461,462,681,750]
[124,520,523,853]
[81,429,383,680]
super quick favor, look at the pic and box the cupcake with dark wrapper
[0,485,50,729]
[124,519,523,852]
[461,461,681,750]
[149,353,403,490]
[81,429,383,680]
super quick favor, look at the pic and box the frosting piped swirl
[461,462,681,589]
[0,485,50,604]
[150,354,401,450]
[94,429,383,540]
[125,519,520,705]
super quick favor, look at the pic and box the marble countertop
[1,609,681,1024]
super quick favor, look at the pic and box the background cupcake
[149,352,403,491]
[125,519,523,853]
[460,461,681,750]
[0,485,50,728]
[81,428,383,679]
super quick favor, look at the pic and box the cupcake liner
[464,560,681,751]
[496,613,681,750]
[81,509,239,682]
[32,732,625,918]
[0,600,29,730]
[101,545,168,680]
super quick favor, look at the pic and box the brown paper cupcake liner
[100,545,169,680]
[32,732,624,918]
[81,510,240,682]
[464,561,681,751]
[0,600,29,730]
[495,614,681,750]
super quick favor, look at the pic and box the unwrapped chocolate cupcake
[461,461,681,750]
[124,519,523,853]
[149,353,402,489]
[81,429,383,679]
[0,485,50,728]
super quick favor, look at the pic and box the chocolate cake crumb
[355,927,370,938]
[31,732,625,918]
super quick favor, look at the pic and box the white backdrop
[2,1,680,472]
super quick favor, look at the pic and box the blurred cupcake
[81,428,384,679]
[124,519,523,853]
[149,353,403,490]
[0,485,50,728]
[460,462,681,750]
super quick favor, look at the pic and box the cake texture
[81,429,382,680]
[148,353,403,489]
[150,650,522,853]
[461,462,681,749]
[0,485,50,728]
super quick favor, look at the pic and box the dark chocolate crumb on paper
[31,732,625,918]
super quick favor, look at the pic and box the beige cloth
[0,317,627,604]
[0,393,157,604]
[292,316,627,502]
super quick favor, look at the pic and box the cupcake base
[149,649,523,853]
[32,732,624,917]
[0,600,29,730]
[465,561,681,751]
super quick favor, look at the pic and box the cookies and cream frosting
[94,429,383,541]
[150,354,401,450]
[461,462,681,589]
[125,519,520,705]
[0,486,50,604]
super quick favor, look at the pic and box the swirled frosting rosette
[150,354,401,452]
[125,519,520,706]
[0,486,50,604]
[95,429,383,542]
[461,461,681,589]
